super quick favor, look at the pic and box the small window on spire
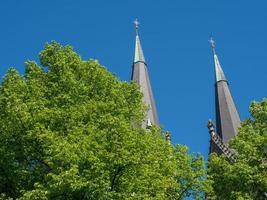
[146,118,152,128]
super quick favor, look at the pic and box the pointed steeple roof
[209,38,241,147]
[131,19,159,128]
[214,54,226,82]
[134,35,146,63]
[210,38,227,82]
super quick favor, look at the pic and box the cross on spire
[134,18,140,35]
[209,37,216,54]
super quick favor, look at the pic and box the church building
[130,19,241,158]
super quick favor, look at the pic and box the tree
[0,42,207,199]
[169,145,209,200]
[208,99,267,200]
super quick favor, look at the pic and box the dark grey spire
[131,19,159,128]
[209,38,241,151]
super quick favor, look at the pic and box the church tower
[131,19,159,128]
[209,38,241,154]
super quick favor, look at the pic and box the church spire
[209,37,226,82]
[131,19,159,128]
[134,18,145,63]
[209,38,241,153]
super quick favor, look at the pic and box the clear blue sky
[1,0,266,159]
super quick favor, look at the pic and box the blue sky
[1,0,266,159]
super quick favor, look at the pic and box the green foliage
[208,99,267,200]
[0,42,207,199]
[169,145,208,200]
